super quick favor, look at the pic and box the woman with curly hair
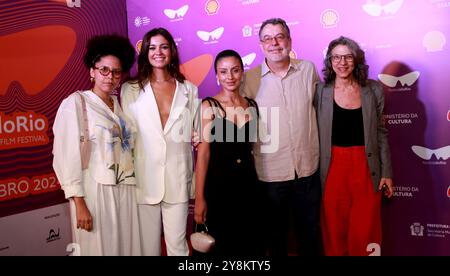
[121,28,198,256]
[314,36,394,256]
[53,34,141,255]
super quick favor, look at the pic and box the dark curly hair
[322,36,369,86]
[214,49,243,73]
[83,34,136,73]
[136,28,185,90]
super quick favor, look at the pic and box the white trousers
[69,184,141,256]
[138,201,189,256]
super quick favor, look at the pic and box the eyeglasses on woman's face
[330,54,354,63]
[94,66,122,78]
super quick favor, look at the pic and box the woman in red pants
[314,36,394,256]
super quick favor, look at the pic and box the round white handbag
[190,223,215,253]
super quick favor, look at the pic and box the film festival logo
[134,16,150,28]
[378,71,420,91]
[197,27,224,44]
[0,111,49,150]
[411,145,450,165]
[164,4,189,21]
[362,0,404,17]
[410,222,424,237]
[66,0,80,8]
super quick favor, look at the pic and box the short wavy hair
[136,27,185,89]
[258,18,291,40]
[83,34,135,73]
[322,36,369,86]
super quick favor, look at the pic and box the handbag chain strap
[195,223,209,233]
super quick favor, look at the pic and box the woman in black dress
[194,50,265,256]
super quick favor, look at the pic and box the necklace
[153,77,173,83]
[91,90,114,111]
[106,97,114,111]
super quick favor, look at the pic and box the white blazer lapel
[131,83,164,137]
[163,81,189,135]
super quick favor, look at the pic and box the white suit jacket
[121,80,199,204]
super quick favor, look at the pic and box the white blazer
[121,80,199,204]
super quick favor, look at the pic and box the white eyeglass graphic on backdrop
[411,145,450,161]
[242,53,256,67]
[164,5,189,19]
[378,71,420,88]
[362,0,404,17]
[197,27,224,42]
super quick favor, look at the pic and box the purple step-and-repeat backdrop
[126,0,450,256]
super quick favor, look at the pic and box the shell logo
[289,49,297,59]
[135,39,142,54]
[205,0,220,15]
[423,30,446,52]
[320,9,339,28]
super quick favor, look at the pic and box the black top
[332,100,365,147]
[198,96,265,256]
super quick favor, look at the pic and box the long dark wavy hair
[322,36,369,86]
[136,27,185,89]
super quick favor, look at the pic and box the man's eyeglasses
[260,33,288,44]
[330,54,354,63]
[94,66,122,78]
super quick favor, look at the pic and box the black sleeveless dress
[201,97,265,256]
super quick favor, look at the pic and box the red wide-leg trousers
[321,146,382,256]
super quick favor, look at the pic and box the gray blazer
[314,80,392,192]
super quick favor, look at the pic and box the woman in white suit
[121,28,199,256]
[53,35,141,255]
